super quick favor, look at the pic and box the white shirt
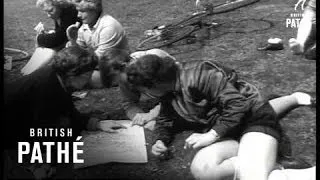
[77,13,129,58]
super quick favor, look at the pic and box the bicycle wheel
[4,47,30,61]
[136,26,196,51]
[210,0,259,14]
[169,11,209,28]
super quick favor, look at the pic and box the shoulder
[98,14,123,30]
[181,60,221,72]
[180,60,231,86]
[130,49,176,61]
[99,14,118,24]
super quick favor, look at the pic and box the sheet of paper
[74,120,148,169]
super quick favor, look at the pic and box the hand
[97,120,127,133]
[65,40,79,48]
[184,130,219,150]
[151,140,168,157]
[130,51,147,59]
[132,112,155,126]
[66,22,80,41]
[34,22,44,34]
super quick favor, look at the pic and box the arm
[76,27,88,49]
[119,74,145,120]
[131,49,176,61]
[197,62,250,137]
[211,82,250,136]
[151,100,175,157]
[94,25,125,59]
[37,28,67,48]
[37,6,78,49]
[153,99,176,146]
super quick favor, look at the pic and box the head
[99,49,131,88]
[125,54,179,98]
[36,0,71,19]
[73,0,102,26]
[51,46,98,92]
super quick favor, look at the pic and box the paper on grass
[74,120,148,169]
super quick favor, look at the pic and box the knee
[89,70,104,88]
[190,154,222,180]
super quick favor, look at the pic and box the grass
[4,0,316,179]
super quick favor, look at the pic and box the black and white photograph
[3,0,316,179]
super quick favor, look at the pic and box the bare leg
[190,140,239,180]
[237,132,316,180]
[268,92,313,118]
[21,47,56,75]
[237,132,278,180]
[289,8,315,54]
[89,70,104,88]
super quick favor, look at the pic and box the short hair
[36,0,73,9]
[99,49,131,88]
[72,0,102,12]
[51,46,98,76]
[126,54,178,88]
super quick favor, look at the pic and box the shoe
[278,156,312,169]
[310,96,316,108]
[303,91,316,108]
[257,43,284,51]
[258,38,284,51]
[294,91,317,108]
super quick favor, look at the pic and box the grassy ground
[4,0,316,179]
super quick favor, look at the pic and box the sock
[291,92,312,105]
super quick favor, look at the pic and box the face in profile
[42,2,61,20]
[138,82,172,99]
[77,9,99,26]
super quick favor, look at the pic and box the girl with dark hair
[122,53,316,180]
[21,0,81,75]
[35,0,80,49]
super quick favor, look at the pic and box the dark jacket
[4,66,88,148]
[37,5,79,49]
[120,60,264,145]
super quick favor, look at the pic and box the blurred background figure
[289,0,316,60]
[21,0,79,75]
[66,0,130,88]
